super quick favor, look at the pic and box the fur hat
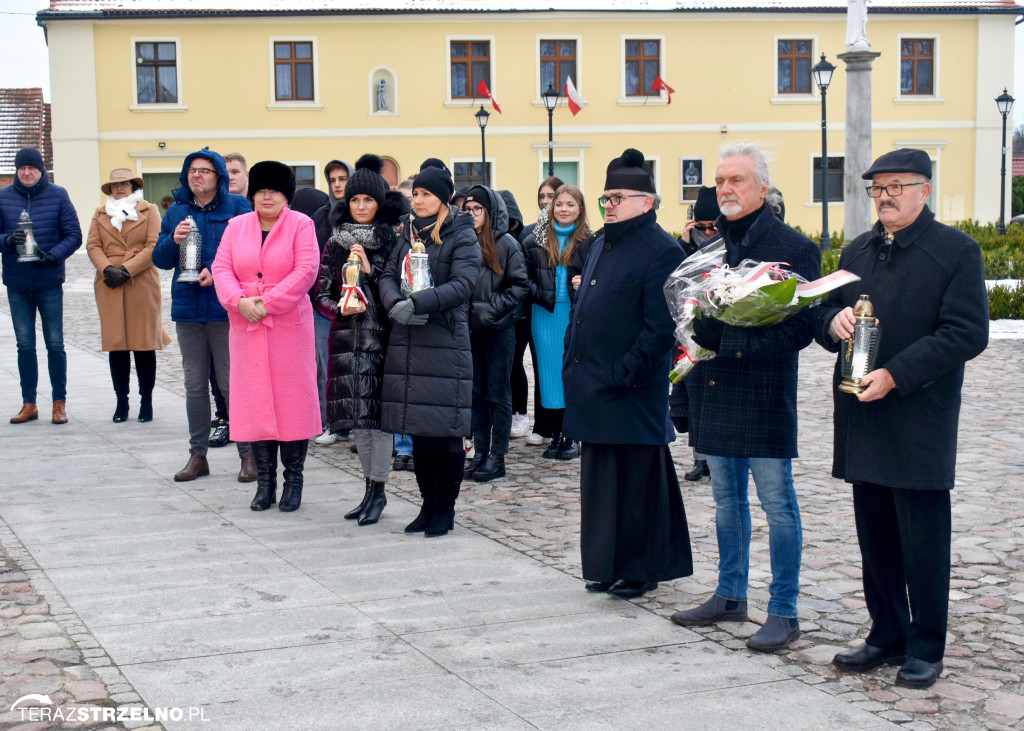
[604,148,655,194]
[247,161,296,204]
[101,168,144,196]
[413,164,454,204]
[344,154,390,207]
[14,147,45,175]
[693,186,720,221]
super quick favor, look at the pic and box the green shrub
[987,282,1024,319]
[1013,176,1024,217]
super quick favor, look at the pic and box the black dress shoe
[896,657,943,689]
[684,460,710,481]
[833,643,907,673]
[609,580,658,598]
[585,581,614,592]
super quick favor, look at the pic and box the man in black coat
[670,143,821,652]
[562,148,692,600]
[813,149,989,689]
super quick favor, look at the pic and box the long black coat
[562,210,683,445]
[686,205,821,459]
[378,209,482,437]
[813,208,989,490]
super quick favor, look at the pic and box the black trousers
[209,355,227,420]
[853,482,951,662]
[471,327,515,456]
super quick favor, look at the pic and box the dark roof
[0,88,52,175]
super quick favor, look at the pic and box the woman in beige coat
[87,168,171,422]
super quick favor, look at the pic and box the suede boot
[405,449,437,533]
[345,477,373,520]
[110,352,130,423]
[250,441,278,511]
[358,481,387,525]
[278,439,308,512]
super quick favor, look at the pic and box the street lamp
[812,53,836,251]
[996,87,1015,235]
[475,104,490,187]
[542,82,560,177]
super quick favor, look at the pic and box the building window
[625,39,660,96]
[777,39,813,94]
[540,40,576,93]
[901,39,934,95]
[275,41,314,101]
[454,162,491,189]
[289,165,315,190]
[451,41,490,99]
[136,41,178,104]
[813,156,844,203]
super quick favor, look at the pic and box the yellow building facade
[39,1,1019,236]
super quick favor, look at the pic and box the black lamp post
[812,53,836,251]
[996,88,1015,235]
[542,82,560,177]
[475,105,490,187]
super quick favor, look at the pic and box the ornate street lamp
[996,88,1015,235]
[475,105,490,187]
[812,53,836,251]
[542,82,560,177]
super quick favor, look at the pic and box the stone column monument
[838,0,881,240]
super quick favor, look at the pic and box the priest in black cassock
[562,148,693,599]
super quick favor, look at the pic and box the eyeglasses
[464,205,486,216]
[597,194,649,207]
[693,224,717,232]
[865,182,925,198]
[188,167,216,178]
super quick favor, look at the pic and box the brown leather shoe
[10,403,38,424]
[238,452,257,483]
[174,450,210,482]
[52,400,68,424]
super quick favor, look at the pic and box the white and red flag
[564,76,585,116]
[650,75,675,104]
[476,79,502,113]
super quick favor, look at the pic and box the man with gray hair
[670,142,820,651]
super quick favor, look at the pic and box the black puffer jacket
[315,192,407,431]
[378,207,482,437]
[465,186,529,331]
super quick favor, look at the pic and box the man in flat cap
[813,148,989,689]
[563,148,692,600]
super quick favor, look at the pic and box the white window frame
[618,35,667,106]
[130,36,187,112]
[445,35,496,108]
[529,142,590,189]
[451,157,496,189]
[894,34,942,103]
[533,34,584,108]
[771,35,820,105]
[284,160,321,192]
[267,37,323,111]
[369,66,399,116]
[893,140,942,216]
[806,151,846,207]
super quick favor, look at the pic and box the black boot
[464,451,488,479]
[109,351,130,423]
[113,397,129,423]
[557,436,579,460]
[135,351,156,423]
[345,477,373,520]
[137,395,153,423]
[472,454,505,482]
[542,433,562,459]
[358,481,387,525]
[406,445,436,533]
[425,450,462,537]
[278,439,307,512]
[250,441,278,511]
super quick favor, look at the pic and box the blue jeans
[314,309,331,429]
[394,433,412,457]
[705,455,802,618]
[8,286,66,403]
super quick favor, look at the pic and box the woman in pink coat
[212,161,320,512]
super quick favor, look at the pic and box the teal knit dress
[530,221,574,409]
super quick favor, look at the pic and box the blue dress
[531,222,574,409]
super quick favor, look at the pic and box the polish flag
[650,75,676,104]
[476,79,502,114]
[564,76,585,116]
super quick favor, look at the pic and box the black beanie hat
[14,147,45,174]
[344,154,390,207]
[419,158,452,177]
[247,161,296,204]
[604,148,656,194]
[693,186,721,221]
[413,164,454,204]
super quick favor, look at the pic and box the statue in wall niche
[377,79,388,112]
[846,0,871,51]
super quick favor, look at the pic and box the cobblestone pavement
[1,250,1023,730]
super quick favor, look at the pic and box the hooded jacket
[152,149,252,322]
[466,186,529,331]
[0,175,82,292]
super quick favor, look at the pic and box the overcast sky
[2,0,1023,126]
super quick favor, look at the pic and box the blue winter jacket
[0,176,82,293]
[152,149,251,322]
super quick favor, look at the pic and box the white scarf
[105,189,144,232]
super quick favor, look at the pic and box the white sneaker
[525,432,545,446]
[510,413,530,438]
[315,428,338,445]
[464,437,475,460]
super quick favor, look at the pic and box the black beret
[248,160,296,204]
[861,148,932,180]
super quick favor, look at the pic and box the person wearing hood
[562,149,693,600]
[1,147,82,425]
[153,148,255,483]
[378,161,481,537]
[317,154,410,525]
[462,186,529,483]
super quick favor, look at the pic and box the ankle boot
[250,441,278,511]
[113,396,129,423]
[472,454,505,482]
[542,433,562,459]
[358,481,387,525]
[138,394,153,423]
[278,439,308,512]
[345,477,373,520]
[463,451,488,479]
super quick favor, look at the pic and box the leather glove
[103,265,130,288]
[32,250,58,267]
[5,229,26,251]
[691,314,725,351]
